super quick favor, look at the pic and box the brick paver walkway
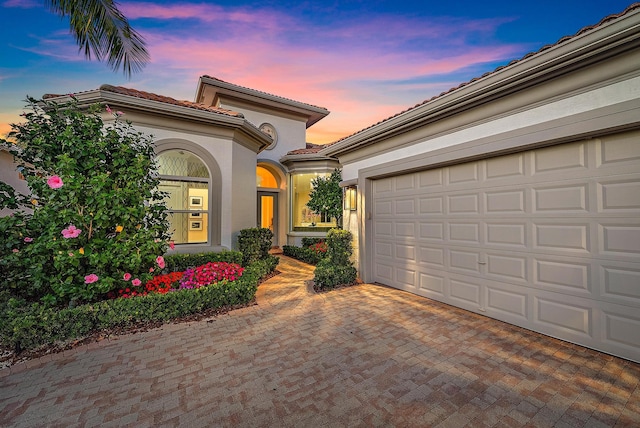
[1,255,639,427]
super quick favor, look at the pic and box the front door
[257,191,278,246]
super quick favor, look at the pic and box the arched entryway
[257,162,284,247]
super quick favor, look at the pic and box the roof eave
[322,7,640,157]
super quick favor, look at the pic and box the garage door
[372,132,640,362]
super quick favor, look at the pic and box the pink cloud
[2,0,39,8]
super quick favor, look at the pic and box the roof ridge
[201,75,328,111]
[99,84,242,117]
[326,2,640,147]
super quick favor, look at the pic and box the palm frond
[46,0,149,76]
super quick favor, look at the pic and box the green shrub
[301,237,324,247]
[237,228,273,265]
[282,245,324,265]
[0,97,169,305]
[313,229,357,289]
[164,251,243,273]
[0,257,279,353]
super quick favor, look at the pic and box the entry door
[257,192,278,246]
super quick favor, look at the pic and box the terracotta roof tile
[98,84,242,116]
[287,143,325,155]
[328,3,640,147]
[201,75,328,111]
[45,85,243,117]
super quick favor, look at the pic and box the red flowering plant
[309,241,328,255]
[108,271,183,299]
[179,262,244,290]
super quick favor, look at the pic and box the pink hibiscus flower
[84,274,99,284]
[156,256,165,269]
[47,175,64,189]
[61,224,82,239]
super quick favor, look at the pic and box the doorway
[257,191,278,247]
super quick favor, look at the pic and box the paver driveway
[1,255,639,427]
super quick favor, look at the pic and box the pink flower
[68,252,74,257]
[47,175,64,189]
[169,241,175,250]
[115,111,124,116]
[12,249,19,253]
[149,267,155,273]
[156,256,165,269]
[123,273,132,281]
[61,224,81,239]
[105,104,112,114]
[132,278,141,286]
[24,237,33,243]
[84,274,99,284]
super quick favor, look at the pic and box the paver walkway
[1,255,639,427]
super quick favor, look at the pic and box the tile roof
[286,143,326,155]
[201,76,328,111]
[327,2,640,147]
[45,85,243,117]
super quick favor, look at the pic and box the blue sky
[0,0,634,143]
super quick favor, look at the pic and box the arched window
[257,165,278,188]
[156,150,210,245]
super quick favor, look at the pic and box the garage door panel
[486,222,527,248]
[372,136,640,362]
[395,198,415,215]
[449,222,480,243]
[596,132,640,167]
[419,222,444,240]
[419,272,445,295]
[534,222,590,253]
[418,247,445,267]
[448,162,479,184]
[533,184,588,212]
[485,153,526,181]
[487,253,528,282]
[485,284,528,320]
[534,296,593,337]
[419,196,444,214]
[601,263,640,304]
[419,169,444,188]
[450,250,480,273]
[533,142,588,174]
[601,304,640,349]
[448,193,480,214]
[598,179,640,212]
[599,222,640,256]
[534,257,591,294]
[485,190,526,213]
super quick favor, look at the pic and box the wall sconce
[344,186,357,211]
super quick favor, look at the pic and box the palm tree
[47,0,149,76]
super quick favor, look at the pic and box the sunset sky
[0,0,634,144]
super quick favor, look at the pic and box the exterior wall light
[344,186,357,211]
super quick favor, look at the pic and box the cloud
[2,0,39,8]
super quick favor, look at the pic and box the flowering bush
[179,262,244,289]
[109,271,183,299]
[0,96,170,305]
[309,241,327,255]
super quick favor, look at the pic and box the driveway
[1,256,638,427]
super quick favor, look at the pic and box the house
[1,4,639,362]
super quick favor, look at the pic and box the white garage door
[372,132,640,362]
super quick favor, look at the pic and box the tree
[0,96,169,305]
[306,169,343,228]
[46,0,149,76]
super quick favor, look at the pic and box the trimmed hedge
[314,229,357,290]
[238,228,273,266]
[0,256,279,353]
[282,245,324,265]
